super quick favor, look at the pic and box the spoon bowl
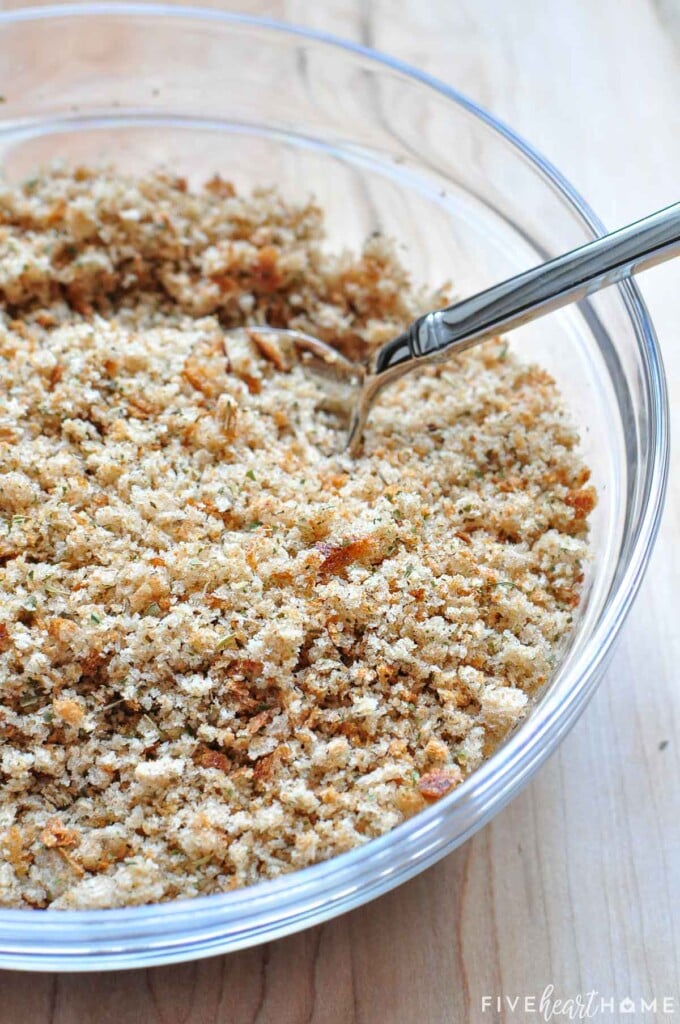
[229,326,366,446]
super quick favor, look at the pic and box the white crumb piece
[0,471,39,511]
[134,758,185,788]
[480,686,529,733]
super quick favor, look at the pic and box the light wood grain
[0,1,678,1020]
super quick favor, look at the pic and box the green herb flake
[90,612,101,624]
[245,469,256,481]
[143,601,161,617]
[191,855,212,869]
[216,634,237,651]
[44,579,68,596]
[246,520,262,531]
[404,564,415,579]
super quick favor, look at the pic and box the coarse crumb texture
[0,166,595,909]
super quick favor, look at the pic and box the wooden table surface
[1,1,678,1021]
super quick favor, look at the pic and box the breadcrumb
[0,167,593,909]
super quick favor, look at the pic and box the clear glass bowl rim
[0,2,669,971]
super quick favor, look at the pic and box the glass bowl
[0,4,668,971]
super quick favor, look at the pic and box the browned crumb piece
[418,768,463,800]
[40,820,79,849]
[0,166,594,910]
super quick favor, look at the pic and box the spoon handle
[371,201,680,379]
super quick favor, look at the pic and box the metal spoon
[235,202,680,455]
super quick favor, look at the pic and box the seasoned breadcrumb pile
[0,167,594,909]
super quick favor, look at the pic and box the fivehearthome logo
[481,986,677,1019]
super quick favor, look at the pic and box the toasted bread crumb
[0,166,593,909]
